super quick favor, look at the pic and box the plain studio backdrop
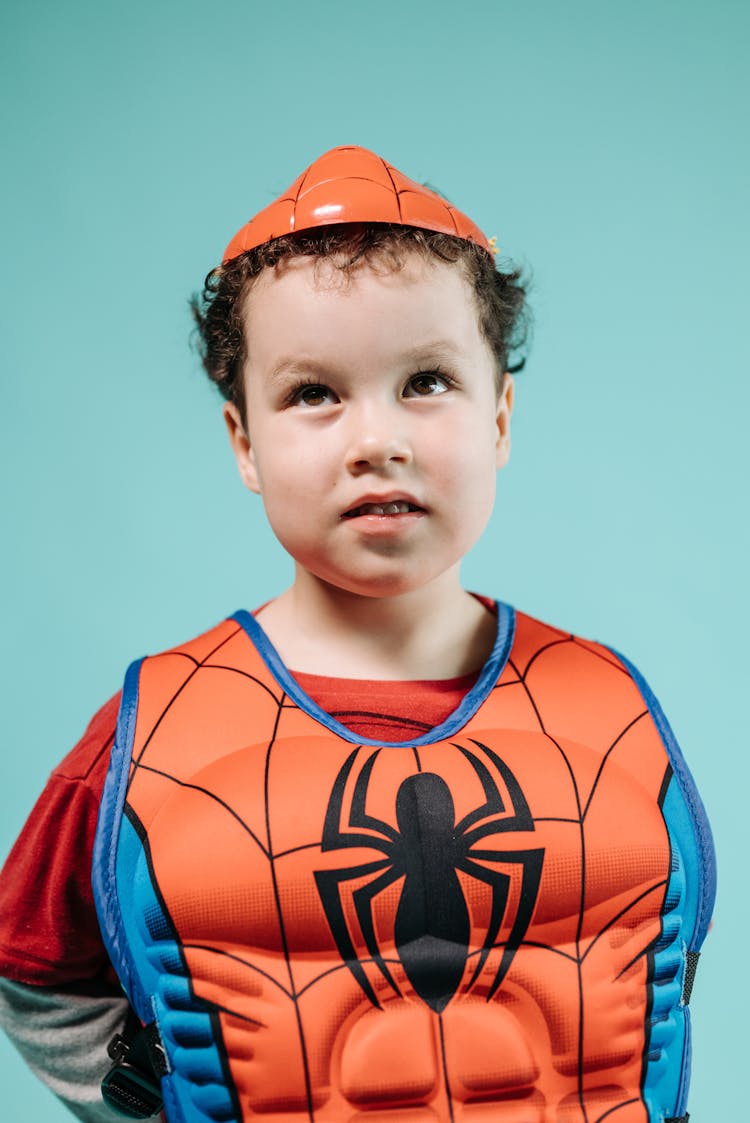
[1,1,747,1118]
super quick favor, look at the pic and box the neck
[254,569,497,680]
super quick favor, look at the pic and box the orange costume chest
[92,602,715,1123]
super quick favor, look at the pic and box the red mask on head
[222,144,495,263]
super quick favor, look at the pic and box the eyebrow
[267,357,334,382]
[267,341,465,382]
[401,340,465,362]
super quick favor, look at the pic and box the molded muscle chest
[93,605,715,1123]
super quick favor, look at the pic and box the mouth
[342,500,424,519]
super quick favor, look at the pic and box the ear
[495,373,514,470]
[223,401,262,494]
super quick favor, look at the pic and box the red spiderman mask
[221,144,495,263]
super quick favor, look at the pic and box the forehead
[242,251,483,363]
[248,248,473,301]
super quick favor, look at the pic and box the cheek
[441,426,498,529]
[437,414,498,484]
[253,447,329,543]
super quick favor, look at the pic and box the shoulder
[53,691,122,788]
[508,605,716,921]
[46,620,237,790]
[506,605,680,756]
[510,605,636,687]
[136,615,247,672]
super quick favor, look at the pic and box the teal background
[1,0,747,1117]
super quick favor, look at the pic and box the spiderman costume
[0,146,716,1123]
[93,603,715,1123]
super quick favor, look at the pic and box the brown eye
[405,372,451,397]
[293,383,334,407]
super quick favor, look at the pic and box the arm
[0,694,131,1120]
[0,976,128,1123]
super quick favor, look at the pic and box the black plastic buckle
[102,1027,164,1119]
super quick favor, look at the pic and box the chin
[312,563,451,601]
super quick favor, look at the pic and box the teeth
[352,501,415,516]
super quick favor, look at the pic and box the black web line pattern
[437,1013,456,1123]
[571,636,632,676]
[129,625,283,779]
[125,626,669,1122]
[180,941,406,1002]
[134,762,270,858]
[490,676,523,690]
[264,691,316,1123]
[208,1008,244,1123]
[510,649,584,1123]
[594,1098,639,1122]
[519,634,578,678]
[506,638,670,1123]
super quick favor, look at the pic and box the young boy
[0,145,715,1123]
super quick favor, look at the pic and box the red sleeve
[0,693,121,985]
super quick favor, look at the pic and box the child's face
[224,251,513,600]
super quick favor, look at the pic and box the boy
[0,145,715,1123]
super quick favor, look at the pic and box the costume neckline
[230,600,516,748]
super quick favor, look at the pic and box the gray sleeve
[0,977,131,1123]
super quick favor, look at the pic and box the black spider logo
[314,738,544,1012]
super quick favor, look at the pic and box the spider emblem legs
[315,740,544,1012]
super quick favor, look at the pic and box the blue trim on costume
[92,656,145,1011]
[230,599,515,748]
[92,658,237,1122]
[641,774,693,1120]
[607,649,716,1122]
[118,814,236,1123]
[607,648,716,949]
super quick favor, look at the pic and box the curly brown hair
[190,223,530,427]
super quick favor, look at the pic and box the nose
[344,404,413,473]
